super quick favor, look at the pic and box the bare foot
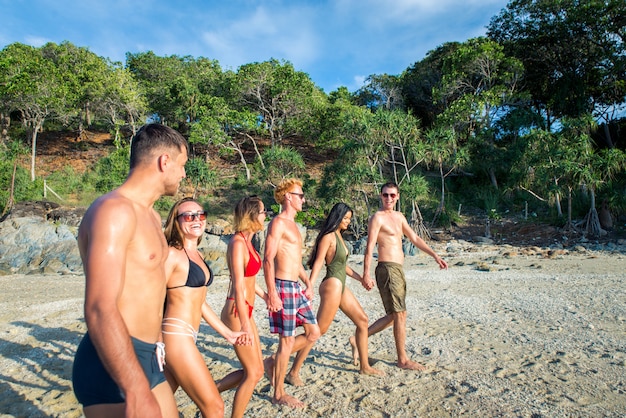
[285,373,304,387]
[348,336,358,365]
[360,366,385,376]
[398,359,427,371]
[263,357,275,386]
[272,394,305,408]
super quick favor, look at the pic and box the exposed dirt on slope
[26,130,625,248]
[35,130,113,176]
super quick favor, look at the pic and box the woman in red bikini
[218,195,268,418]
[162,197,250,417]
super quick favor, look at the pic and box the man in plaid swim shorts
[269,278,317,336]
[263,178,320,409]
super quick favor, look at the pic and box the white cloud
[200,5,320,70]
[353,75,367,89]
[24,36,51,47]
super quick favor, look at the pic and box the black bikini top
[167,249,214,290]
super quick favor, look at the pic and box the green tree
[235,59,317,145]
[424,127,468,224]
[433,37,524,189]
[190,98,263,181]
[0,43,64,180]
[318,107,433,225]
[40,42,110,133]
[354,74,404,111]
[401,42,461,129]
[517,115,625,234]
[97,64,147,146]
[185,156,217,195]
[127,52,223,133]
[488,0,626,138]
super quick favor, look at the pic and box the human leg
[229,320,264,418]
[268,279,304,407]
[273,335,304,407]
[217,300,245,393]
[287,278,342,384]
[339,289,384,376]
[392,310,425,370]
[151,381,179,418]
[349,314,394,364]
[348,261,401,365]
[164,334,224,417]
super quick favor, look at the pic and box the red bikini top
[241,232,262,277]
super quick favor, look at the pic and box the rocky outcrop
[2,201,625,276]
[0,216,82,275]
[0,202,323,276]
[0,214,233,276]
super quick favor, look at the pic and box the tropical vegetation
[1,0,625,237]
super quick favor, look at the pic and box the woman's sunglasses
[177,211,207,222]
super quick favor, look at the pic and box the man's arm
[362,214,380,289]
[81,198,162,416]
[263,219,283,312]
[401,215,448,270]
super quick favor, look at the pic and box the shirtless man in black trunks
[72,124,188,418]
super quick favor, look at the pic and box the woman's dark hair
[307,202,353,268]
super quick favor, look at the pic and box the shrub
[0,141,42,213]
[88,146,130,193]
[185,157,217,191]
[255,146,305,185]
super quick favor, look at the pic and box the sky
[1,0,510,93]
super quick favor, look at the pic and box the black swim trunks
[72,332,166,407]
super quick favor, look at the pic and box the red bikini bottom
[226,297,254,319]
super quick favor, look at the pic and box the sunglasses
[288,192,305,199]
[177,211,207,222]
[382,193,397,198]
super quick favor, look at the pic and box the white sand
[1,248,625,417]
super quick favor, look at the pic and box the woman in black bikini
[286,202,384,384]
[162,197,250,418]
[217,196,268,418]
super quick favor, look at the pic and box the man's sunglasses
[382,193,397,198]
[177,211,207,222]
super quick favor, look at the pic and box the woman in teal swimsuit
[286,202,384,385]
[162,198,250,417]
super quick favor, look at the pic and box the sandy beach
[1,246,625,417]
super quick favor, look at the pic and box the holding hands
[232,331,252,346]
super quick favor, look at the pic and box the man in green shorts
[361,181,448,370]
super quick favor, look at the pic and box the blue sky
[1,0,509,93]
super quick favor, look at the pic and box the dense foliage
[1,1,625,236]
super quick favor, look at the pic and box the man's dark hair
[380,181,399,193]
[129,123,188,169]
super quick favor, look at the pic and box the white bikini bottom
[162,317,198,343]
